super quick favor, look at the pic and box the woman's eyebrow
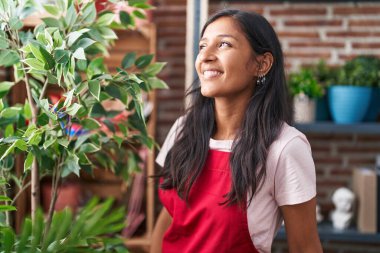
[199,34,239,42]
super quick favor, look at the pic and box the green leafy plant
[288,68,324,99]
[0,0,167,250]
[335,55,380,86]
[0,197,128,253]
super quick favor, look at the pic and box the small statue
[330,187,355,230]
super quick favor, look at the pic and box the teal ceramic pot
[363,87,380,122]
[328,85,372,124]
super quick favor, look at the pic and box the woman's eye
[219,41,231,48]
[199,44,206,50]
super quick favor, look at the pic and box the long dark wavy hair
[159,9,292,207]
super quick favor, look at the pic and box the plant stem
[11,181,32,205]
[44,155,63,236]
[39,78,49,100]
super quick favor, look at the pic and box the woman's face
[195,16,257,99]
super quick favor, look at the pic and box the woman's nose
[198,48,217,62]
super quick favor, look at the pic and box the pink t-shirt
[156,117,316,253]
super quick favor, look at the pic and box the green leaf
[0,99,3,111]
[132,10,146,19]
[43,4,60,16]
[1,107,21,118]
[98,27,118,40]
[72,38,95,50]
[79,143,100,153]
[54,49,70,64]
[88,80,100,100]
[42,17,61,28]
[62,153,80,177]
[0,81,15,99]
[135,54,154,69]
[144,62,166,76]
[73,47,86,60]
[24,152,33,172]
[57,138,69,148]
[0,50,20,67]
[0,206,17,212]
[23,58,45,71]
[65,103,82,116]
[65,4,77,28]
[63,89,74,108]
[97,12,115,26]
[0,196,11,202]
[0,36,9,49]
[67,29,90,47]
[119,11,132,26]
[134,3,153,9]
[43,138,56,149]
[81,118,101,130]
[9,16,23,30]
[1,227,15,252]
[39,46,55,70]
[121,52,136,69]
[23,100,32,120]
[148,77,169,89]
[74,134,91,151]
[4,124,14,137]
[82,2,96,24]
[27,131,42,145]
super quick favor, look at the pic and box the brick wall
[152,0,187,144]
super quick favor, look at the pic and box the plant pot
[293,93,316,123]
[328,85,372,124]
[316,95,331,121]
[363,87,380,122]
[42,180,82,213]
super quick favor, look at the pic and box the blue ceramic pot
[364,87,380,122]
[328,85,372,124]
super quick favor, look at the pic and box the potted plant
[288,68,324,123]
[328,56,380,123]
[0,0,167,251]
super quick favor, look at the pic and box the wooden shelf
[276,222,380,244]
[295,122,380,134]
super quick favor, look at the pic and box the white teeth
[203,70,222,78]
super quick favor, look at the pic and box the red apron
[159,150,259,253]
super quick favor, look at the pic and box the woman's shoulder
[267,123,311,165]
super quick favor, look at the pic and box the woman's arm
[280,197,323,253]
[150,207,173,253]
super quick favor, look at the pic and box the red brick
[337,146,380,153]
[349,19,380,27]
[334,6,380,15]
[277,31,320,39]
[284,51,331,59]
[270,8,326,16]
[284,20,342,27]
[314,157,342,165]
[326,31,380,38]
[289,41,345,48]
[352,42,380,49]
[347,157,375,165]
[330,168,353,176]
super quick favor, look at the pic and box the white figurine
[330,187,355,230]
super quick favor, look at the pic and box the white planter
[293,93,316,123]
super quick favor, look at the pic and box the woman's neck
[213,98,249,140]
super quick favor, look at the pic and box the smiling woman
[151,9,323,253]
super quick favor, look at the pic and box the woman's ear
[256,52,274,76]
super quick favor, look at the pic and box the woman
[151,9,322,253]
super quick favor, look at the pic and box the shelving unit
[295,122,380,134]
[10,14,158,252]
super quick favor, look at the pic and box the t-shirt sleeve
[274,136,316,206]
[155,117,184,167]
